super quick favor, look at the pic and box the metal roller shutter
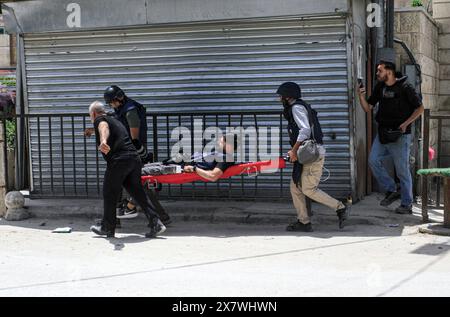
[23,15,352,199]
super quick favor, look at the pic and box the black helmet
[104,85,125,104]
[276,82,302,99]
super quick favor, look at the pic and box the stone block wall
[394,8,442,166]
[434,0,450,167]
[434,0,450,111]
[0,15,11,67]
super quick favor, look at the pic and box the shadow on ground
[1,193,440,247]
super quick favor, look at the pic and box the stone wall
[0,15,12,67]
[433,0,450,167]
[395,8,441,167]
[395,0,433,11]
[434,0,450,111]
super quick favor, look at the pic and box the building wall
[395,0,433,11]
[434,0,450,167]
[434,0,450,112]
[0,15,11,67]
[394,8,440,161]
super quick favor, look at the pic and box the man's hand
[183,165,195,173]
[399,122,408,134]
[84,128,94,137]
[288,150,298,163]
[358,86,366,97]
[99,141,110,155]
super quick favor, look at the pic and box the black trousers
[119,183,169,219]
[103,156,159,231]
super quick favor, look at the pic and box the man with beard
[358,61,424,214]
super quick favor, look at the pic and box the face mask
[281,98,291,108]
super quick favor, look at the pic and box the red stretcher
[141,157,286,186]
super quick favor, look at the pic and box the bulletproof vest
[283,99,324,147]
[375,77,415,128]
[114,97,148,145]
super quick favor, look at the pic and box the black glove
[132,139,148,162]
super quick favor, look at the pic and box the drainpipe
[377,0,386,49]
[386,0,395,48]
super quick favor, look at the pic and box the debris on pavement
[52,227,72,233]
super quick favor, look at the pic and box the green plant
[5,119,16,150]
[412,0,423,7]
[0,77,16,88]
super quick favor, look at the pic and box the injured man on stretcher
[142,134,238,181]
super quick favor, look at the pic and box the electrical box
[404,64,419,90]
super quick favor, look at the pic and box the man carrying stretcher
[88,101,166,238]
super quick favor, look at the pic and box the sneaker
[117,206,139,219]
[159,213,172,226]
[336,206,348,229]
[380,191,401,207]
[395,205,413,214]
[286,220,313,232]
[90,225,114,238]
[145,218,167,238]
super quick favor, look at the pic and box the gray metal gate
[22,15,353,199]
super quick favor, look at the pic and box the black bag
[379,127,403,144]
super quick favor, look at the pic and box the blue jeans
[369,134,413,206]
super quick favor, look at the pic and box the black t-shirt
[367,77,422,134]
[94,115,138,163]
[214,161,235,172]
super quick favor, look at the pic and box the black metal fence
[2,110,291,200]
[420,109,450,221]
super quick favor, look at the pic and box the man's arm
[357,86,374,113]
[98,121,111,155]
[288,105,310,162]
[399,105,425,133]
[126,109,140,140]
[184,166,224,182]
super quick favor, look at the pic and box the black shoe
[159,213,172,226]
[336,207,348,229]
[380,191,401,207]
[90,225,115,238]
[95,218,121,229]
[145,218,167,238]
[395,205,413,214]
[286,220,313,232]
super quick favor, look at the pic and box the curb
[418,224,450,236]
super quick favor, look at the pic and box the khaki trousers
[290,156,344,224]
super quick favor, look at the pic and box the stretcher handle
[245,166,259,178]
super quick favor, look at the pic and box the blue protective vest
[114,97,148,145]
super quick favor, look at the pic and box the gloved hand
[132,139,149,163]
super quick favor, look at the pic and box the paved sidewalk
[1,193,449,297]
[22,193,445,228]
[0,217,449,296]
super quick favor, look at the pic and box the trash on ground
[387,224,399,228]
[52,227,72,233]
